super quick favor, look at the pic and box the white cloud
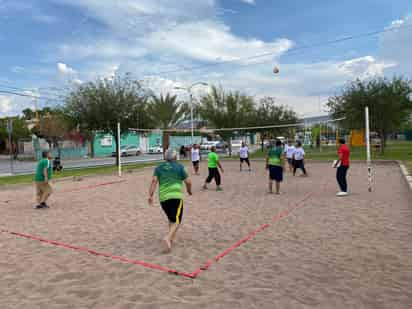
[379,15,412,77]
[57,62,76,75]
[0,96,12,114]
[142,20,293,64]
[337,56,396,79]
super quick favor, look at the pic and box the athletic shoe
[202,184,208,190]
[34,204,45,209]
[216,187,223,192]
[41,202,49,208]
[336,192,348,197]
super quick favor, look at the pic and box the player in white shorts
[191,144,201,175]
[239,142,251,172]
[284,140,296,173]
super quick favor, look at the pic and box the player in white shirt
[284,140,296,173]
[239,142,251,172]
[191,144,201,175]
[293,141,307,176]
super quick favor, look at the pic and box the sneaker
[202,184,208,190]
[34,204,45,209]
[41,202,49,208]
[216,187,223,192]
[336,191,348,197]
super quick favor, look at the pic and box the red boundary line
[1,188,318,280]
[189,192,315,278]
[0,229,194,279]
[61,180,127,193]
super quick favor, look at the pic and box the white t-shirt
[294,147,305,160]
[239,146,249,158]
[191,148,200,162]
[285,145,296,159]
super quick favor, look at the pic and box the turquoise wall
[93,131,140,157]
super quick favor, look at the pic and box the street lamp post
[174,82,208,145]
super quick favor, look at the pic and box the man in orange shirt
[336,138,350,197]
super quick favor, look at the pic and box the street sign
[6,119,13,134]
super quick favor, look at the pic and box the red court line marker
[190,192,315,278]
[0,229,194,279]
[61,180,127,193]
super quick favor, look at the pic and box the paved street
[0,154,163,176]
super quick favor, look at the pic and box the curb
[398,161,412,192]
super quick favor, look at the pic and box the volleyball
[273,66,280,74]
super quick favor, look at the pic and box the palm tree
[148,93,188,129]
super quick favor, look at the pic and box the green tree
[327,77,412,152]
[148,93,188,129]
[253,97,299,150]
[198,86,255,155]
[64,75,148,164]
[0,117,31,156]
[31,108,74,154]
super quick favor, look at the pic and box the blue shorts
[269,165,283,182]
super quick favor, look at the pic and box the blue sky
[0,0,411,117]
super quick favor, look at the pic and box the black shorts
[160,199,183,224]
[287,158,293,164]
[240,157,250,164]
[269,165,283,182]
[192,160,199,167]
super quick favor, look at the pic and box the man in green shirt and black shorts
[266,140,285,195]
[34,151,53,209]
[203,146,224,191]
[148,149,192,252]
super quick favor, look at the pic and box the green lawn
[250,141,412,173]
[0,161,160,186]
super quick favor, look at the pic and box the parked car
[112,145,141,157]
[148,145,163,154]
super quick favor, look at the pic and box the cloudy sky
[0,0,411,118]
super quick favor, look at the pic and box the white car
[148,145,163,154]
[112,145,141,157]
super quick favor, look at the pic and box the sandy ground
[0,161,411,309]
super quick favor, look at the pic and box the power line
[0,90,63,101]
[156,24,412,75]
[0,83,65,98]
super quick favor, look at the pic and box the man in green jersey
[34,151,53,209]
[266,140,285,195]
[202,146,224,191]
[148,149,192,252]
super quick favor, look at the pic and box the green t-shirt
[268,147,283,166]
[154,161,188,202]
[208,152,219,168]
[35,158,52,182]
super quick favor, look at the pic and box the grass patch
[250,141,412,172]
[0,161,160,186]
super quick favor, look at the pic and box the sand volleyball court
[1,161,411,308]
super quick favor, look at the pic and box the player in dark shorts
[266,140,285,194]
[148,150,192,252]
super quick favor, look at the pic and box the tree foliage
[327,77,412,152]
[148,93,187,129]
[64,75,150,163]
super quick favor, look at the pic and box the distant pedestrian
[266,140,285,194]
[239,141,251,171]
[284,140,296,173]
[179,145,186,159]
[293,141,307,176]
[34,151,53,209]
[335,138,350,197]
[203,146,224,191]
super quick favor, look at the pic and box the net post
[365,106,372,192]
[117,122,122,177]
